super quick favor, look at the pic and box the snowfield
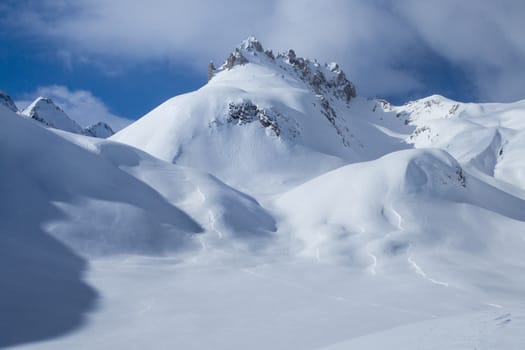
[2,38,525,349]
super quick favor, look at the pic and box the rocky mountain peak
[21,96,74,128]
[239,36,264,53]
[214,37,357,104]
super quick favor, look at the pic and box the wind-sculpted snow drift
[2,38,525,349]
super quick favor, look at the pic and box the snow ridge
[21,96,84,134]
[0,90,18,112]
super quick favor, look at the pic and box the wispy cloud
[3,0,525,102]
[17,86,132,130]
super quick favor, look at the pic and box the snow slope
[0,104,275,347]
[276,148,525,291]
[3,38,525,349]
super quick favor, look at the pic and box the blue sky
[2,1,524,129]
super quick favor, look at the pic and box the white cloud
[392,0,525,101]
[5,0,525,102]
[17,86,132,130]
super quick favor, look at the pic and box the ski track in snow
[196,186,224,239]
[240,267,439,319]
[407,245,449,287]
[388,204,404,231]
[388,205,449,287]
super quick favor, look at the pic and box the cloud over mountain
[2,0,525,102]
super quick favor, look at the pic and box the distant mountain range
[1,91,114,138]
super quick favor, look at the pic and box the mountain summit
[215,36,356,102]
[21,97,85,134]
[112,38,402,194]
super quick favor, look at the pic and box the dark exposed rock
[249,40,263,52]
[228,101,258,123]
[447,103,460,117]
[456,167,467,187]
[241,36,264,52]
[207,61,216,81]
[219,38,357,105]
[287,49,296,63]
[318,95,350,147]
[228,100,280,136]
[223,49,249,70]
[264,49,275,60]
[280,48,356,103]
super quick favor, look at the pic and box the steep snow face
[112,38,409,195]
[397,95,525,190]
[84,122,115,138]
[21,97,84,134]
[0,90,18,112]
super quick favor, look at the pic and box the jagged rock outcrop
[207,61,216,81]
[219,37,356,103]
[227,100,281,136]
[222,49,249,70]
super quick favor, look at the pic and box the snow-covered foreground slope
[10,256,525,350]
[3,38,525,349]
[0,104,276,347]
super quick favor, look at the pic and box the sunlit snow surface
[3,40,525,349]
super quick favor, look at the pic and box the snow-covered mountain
[21,96,85,134]
[18,95,115,138]
[1,90,18,112]
[112,37,409,195]
[2,38,525,349]
[83,121,115,138]
[396,95,525,190]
